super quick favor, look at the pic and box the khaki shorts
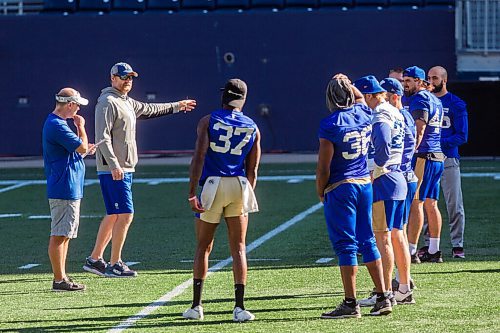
[49,199,81,238]
[200,177,247,224]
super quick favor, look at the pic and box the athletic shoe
[52,279,86,292]
[104,261,138,278]
[392,278,417,291]
[83,257,107,277]
[233,307,255,322]
[388,292,397,307]
[411,254,421,264]
[320,302,361,319]
[182,305,204,320]
[369,298,392,316]
[359,292,376,307]
[394,290,416,305]
[452,247,465,259]
[417,246,429,258]
[419,250,443,263]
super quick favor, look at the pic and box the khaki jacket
[95,87,180,172]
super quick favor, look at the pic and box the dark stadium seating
[390,0,423,6]
[147,0,180,10]
[113,0,146,11]
[181,0,216,9]
[251,0,285,8]
[217,0,251,8]
[355,0,388,6]
[319,0,354,6]
[78,0,111,11]
[425,0,454,5]
[286,0,318,7]
[43,0,76,11]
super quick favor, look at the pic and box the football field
[0,160,499,332]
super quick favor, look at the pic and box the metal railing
[0,0,43,15]
[456,0,500,53]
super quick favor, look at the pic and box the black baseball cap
[221,78,247,109]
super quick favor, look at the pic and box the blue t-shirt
[200,109,258,185]
[409,90,443,154]
[439,92,468,159]
[42,113,85,200]
[400,108,416,174]
[318,103,372,184]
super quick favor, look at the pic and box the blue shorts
[323,182,380,266]
[98,173,134,215]
[412,157,444,200]
[403,181,418,224]
[372,199,405,231]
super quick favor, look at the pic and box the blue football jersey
[200,109,258,185]
[318,103,372,184]
[400,107,416,174]
[409,90,443,153]
[439,92,468,159]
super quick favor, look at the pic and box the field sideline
[0,160,499,332]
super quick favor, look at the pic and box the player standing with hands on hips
[183,78,261,322]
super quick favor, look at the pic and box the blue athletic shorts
[412,157,444,200]
[403,181,418,224]
[372,199,405,231]
[98,173,134,215]
[323,182,380,266]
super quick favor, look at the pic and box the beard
[432,82,444,93]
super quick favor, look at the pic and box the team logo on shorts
[115,202,119,209]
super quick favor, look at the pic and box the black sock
[344,297,357,308]
[192,279,204,308]
[376,292,386,302]
[234,284,245,310]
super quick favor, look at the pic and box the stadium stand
[113,0,146,11]
[389,0,423,6]
[425,0,455,4]
[286,0,319,7]
[356,0,388,6]
[78,0,111,11]
[147,0,180,10]
[319,0,354,7]
[251,0,285,8]
[0,0,43,14]
[43,0,76,12]
[217,0,251,8]
[181,0,216,9]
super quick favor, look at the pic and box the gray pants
[424,158,465,248]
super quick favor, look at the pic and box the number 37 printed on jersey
[210,122,254,156]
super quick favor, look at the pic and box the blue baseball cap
[403,66,427,82]
[380,78,404,96]
[353,75,386,94]
[110,62,138,77]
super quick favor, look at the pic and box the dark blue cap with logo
[110,62,139,77]
[380,77,404,96]
[353,75,386,94]
[403,66,427,82]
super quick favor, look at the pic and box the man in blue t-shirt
[420,66,468,259]
[184,79,261,322]
[403,66,445,264]
[43,88,93,292]
[316,74,392,319]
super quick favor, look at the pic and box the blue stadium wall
[1,7,464,156]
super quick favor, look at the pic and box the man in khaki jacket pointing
[83,62,197,278]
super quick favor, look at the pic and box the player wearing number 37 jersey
[184,79,261,322]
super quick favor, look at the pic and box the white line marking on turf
[19,264,40,269]
[124,262,140,266]
[179,258,281,263]
[108,202,323,333]
[316,258,334,264]
[0,182,32,194]
[0,213,22,218]
[28,215,101,220]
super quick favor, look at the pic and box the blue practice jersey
[400,107,416,175]
[42,113,85,200]
[200,109,258,185]
[439,92,468,159]
[409,90,443,154]
[318,103,372,184]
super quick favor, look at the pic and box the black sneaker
[411,254,421,264]
[420,250,443,263]
[452,247,465,259]
[388,293,397,307]
[52,279,86,292]
[369,298,392,316]
[321,302,361,319]
[105,261,138,278]
[83,257,107,277]
[417,246,429,258]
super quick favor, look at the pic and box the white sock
[409,243,417,255]
[399,284,410,293]
[429,238,440,254]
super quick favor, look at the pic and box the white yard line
[18,264,41,269]
[0,213,22,218]
[315,258,334,264]
[179,258,281,263]
[108,202,323,333]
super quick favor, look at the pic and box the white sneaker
[182,305,204,320]
[233,307,255,322]
[394,290,416,305]
[359,293,377,307]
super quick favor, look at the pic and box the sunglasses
[115,74,134,81]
